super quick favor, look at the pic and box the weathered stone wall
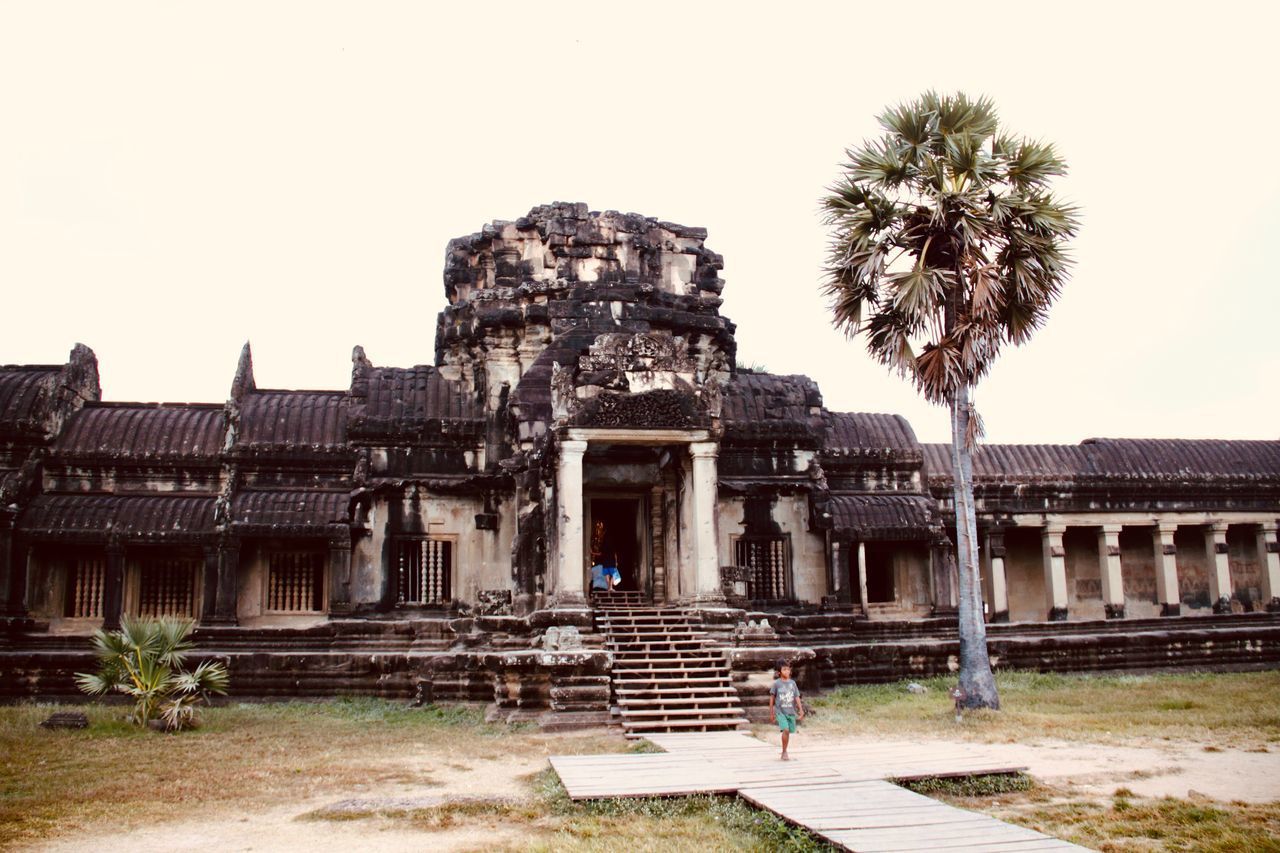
[1005,528,1048,622]
[1176,526,1214,611]
[1120,526,1160,619]
[1228,525,1264,609]
[1064,527,1105,621]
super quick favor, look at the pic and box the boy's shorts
[775,711,798,733]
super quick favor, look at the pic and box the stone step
[620,706,746,719]
[617,696,742,708]
[606,640,716,653]
[615,674,735,685]
[611,658,727,669]
[622,718,749,735]
[607,639,708,649]
[601,617,701,625]
[615,684,738,696]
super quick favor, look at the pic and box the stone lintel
[565,427,712,446]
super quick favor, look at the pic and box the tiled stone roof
[822,412,921,463]
[236,390,349,451]
[229,489,350,530]
[19,493,218,541]
[53,404,224,461]
[349,365,481,438]
[0,366,59,435]
[923,439,1280,486]
[722,372,823,440]
[828,493,942,541]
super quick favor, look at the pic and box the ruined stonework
[1,203,1278,723]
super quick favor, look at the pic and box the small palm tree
[76,616,229,730]
[821,92,1079,709]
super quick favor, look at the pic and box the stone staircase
[593,594,749,738]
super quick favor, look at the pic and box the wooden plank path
[550,732,1090,852]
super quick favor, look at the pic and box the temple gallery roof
[827,493,943,541]
[0,366,60,432]
[230,489,350,531]
[19,493,218,541]
[348,363,482,438]
[53,403,225,462]
[235,390,350,451]
[923,438,1280,486]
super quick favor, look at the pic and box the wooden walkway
[550,732,1090,852]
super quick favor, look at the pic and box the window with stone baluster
[265,549,326,613]
[63,548,107,619]
[735,534,792,603]
[395,537,453,606]
[134,553,200,618]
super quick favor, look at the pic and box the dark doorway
[865,543,896,603]
[589,498,643,592]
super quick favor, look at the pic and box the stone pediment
[578,333,699,392]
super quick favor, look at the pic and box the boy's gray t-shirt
[770,678,800,715]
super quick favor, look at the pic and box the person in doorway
[590,556,623,591]
[769,659,804,760]
[602,554,622,590]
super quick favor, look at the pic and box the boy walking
[768,660,804,760]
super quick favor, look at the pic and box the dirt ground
[24,730,1280,853]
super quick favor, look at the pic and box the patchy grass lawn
[804,669,1280,749]
[0,699,619,848]
[299,769,834,852]
[4,670,1280,851]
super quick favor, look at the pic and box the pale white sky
[2,2,1276,444]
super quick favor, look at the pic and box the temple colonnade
[981,514,1280,622]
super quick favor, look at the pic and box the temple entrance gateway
[587,497,645,593]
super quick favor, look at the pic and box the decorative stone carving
[550,362,580,422]
[535,625,584,651]
[476,589,513,616]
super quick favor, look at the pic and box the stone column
[649,485,666,604]
[102,542,126,630]
[832,539,853,605]
[553,439,588,608]
[210,536,240,624]
[856,540,869,616]
[985,530,1009,623]
[0,515,19,616]
[201,545,220,624]
[1097,525,1125,619]
[929,539,958,615]
[328,533,353,615]
[688,441,725,604]
[1206,523,1233,613]
[1153,523,1181,617]
[1042,525,1069,621]
[1254,524,1280,612]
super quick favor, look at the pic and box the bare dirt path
[757,730,1280,803]
[26,731,1279,852]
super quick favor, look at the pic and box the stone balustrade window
[396,538,452,606]
[135,555,199,618]
[64,551,106,619]
[266,551,325,613]
[736,535,791,602]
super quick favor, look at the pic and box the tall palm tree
[821,92,1079,708]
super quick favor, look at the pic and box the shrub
[75,617,229,731]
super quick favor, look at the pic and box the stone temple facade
[2,204,1279,728]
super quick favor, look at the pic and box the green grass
[1000,791,1280,852]
[897,772,1033,797]
[805,670,1280,748]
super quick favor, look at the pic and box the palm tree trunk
[950,383,1000,709]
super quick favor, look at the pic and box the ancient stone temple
[2,203,1279,730]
